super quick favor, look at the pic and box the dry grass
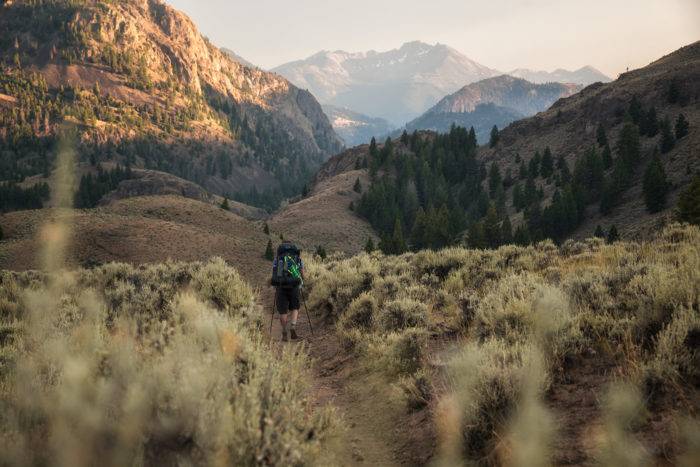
[0,260,334,466]
[305,223,700,465]
[0,195,272,286]
[269,168,379,256]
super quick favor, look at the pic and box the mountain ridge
[298,41,699,247]
[273,40,501,125]
[508,65,611,85]
[0,0,342,208]
[401,75,581,143]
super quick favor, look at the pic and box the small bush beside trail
[305,223,700,464]
[0,259,334,466]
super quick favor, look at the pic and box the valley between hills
[0,1,699,466]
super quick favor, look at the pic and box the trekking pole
[300,288,314,337]
[269,289,277,343]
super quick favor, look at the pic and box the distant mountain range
[508,66,611,85]
[273,41,500,126]
[321,105,394,147]
[273,41,612,143]
[402,75,581,143]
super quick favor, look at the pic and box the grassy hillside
[479,41,700,240]
[269,146,379,256]
[0,195,273,285]
[0,0,341,210]
[304,223,700,465]
[319,42,699,254]
[0,259,335,465]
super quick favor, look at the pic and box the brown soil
[266,310,435,467]
[548,355,617,465]
[548,354,697,466]
[269,167,379,256]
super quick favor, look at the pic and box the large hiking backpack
[271,243,303,287]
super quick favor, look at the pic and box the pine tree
[594,225,605,238]
[660,116,675,153]
[596,123,608,147]
[0,224,3,241]
[628,95,643,125]
[558,155,572,184]
[601,143,613,169]
[467,221,485,249]
[513,183,523,211]
[677,175,700,226]
[643,153,669,213]
[369,137,378,159]
[675,114,689,140]
[501,215,513,245]
[524,175,537,207]
[607,225,619,244]
[540,147,554,178]
[616,122,641,174]
[349,201,355,211]
[529,151,541,178]
[391,217,407,254]
[488,162,502,198]
[263,223,270,235]
[353,177,362,193]
[489,125,499,148]
[315,245,327,259]
[365,237,375,253]
[513,225,530,246]
[220,197,230,210]
[264,240,274,260]
[519,161,528,180]
[483,205,502,249]
[640,107,659,137]
[495,184,506,216]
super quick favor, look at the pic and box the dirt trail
[260,285,407,466]
[547,356,617,465]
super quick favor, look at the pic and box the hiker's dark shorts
[276,287,300,314]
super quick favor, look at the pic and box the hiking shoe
[281,330,288,342]
[290,328,298,340]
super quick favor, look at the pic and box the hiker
[271,240,304,341]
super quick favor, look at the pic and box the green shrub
[191,257,255,319]
[399,369,432,411]
[339,292,377,330]
[447,339,539,462]
[0,263,334,466]
[389,328,426,375]
[379,298,428,332]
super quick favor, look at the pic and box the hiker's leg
[279,312,289,330]
[289,287,300,330]
[276,288,290,337]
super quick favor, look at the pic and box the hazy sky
[167,0,699,76]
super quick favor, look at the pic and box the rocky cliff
[0,0,342,207]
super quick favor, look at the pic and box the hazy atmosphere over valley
[0,1,699,466]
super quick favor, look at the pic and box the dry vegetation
[0,259,334,466]
[304,223,700,465]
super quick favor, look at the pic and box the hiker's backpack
[271,243,303,287]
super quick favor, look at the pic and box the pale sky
[167,0,699,77]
